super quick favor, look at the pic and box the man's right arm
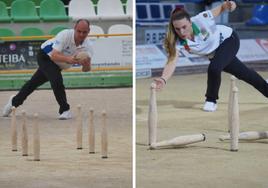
[49,30,78,65]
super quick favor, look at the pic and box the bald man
[3,19,93,120]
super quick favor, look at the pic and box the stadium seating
[108,24,132,34]
[97,0,127,20]
[246,5,268,26]
[49,26,69,35]
[136,2,184,25]
[0,0,12,7]
[136,3,149,20]
[61,0,71,5]
[126,0,133,16]
[32,0,42,5]
[242,0,266,2]
[149,4,164,21]
[20,27,44,36]
[11,0,40,22]
[179,0,203,2]
[90,25,104,35]
[0,1,11,22]
[40,0,69,21]
[68,0,97,20]
[162,4,175,20]
[91,0,98,5]
[0,28,15,37]
[136,0,159,2]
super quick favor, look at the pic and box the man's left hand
[80,58,91,72]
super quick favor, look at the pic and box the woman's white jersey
[177,10,233,55]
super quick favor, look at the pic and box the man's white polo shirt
[41,29,93,69]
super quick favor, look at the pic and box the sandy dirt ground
[136,72,268,188]
[0,88,132,188]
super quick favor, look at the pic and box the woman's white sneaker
[203,101,217,112]
[59,110,72,120]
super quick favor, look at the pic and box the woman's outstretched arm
[154,51,179,90]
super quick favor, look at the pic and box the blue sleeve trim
[42,43,53,54]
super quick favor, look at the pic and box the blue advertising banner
[0,40,43,70]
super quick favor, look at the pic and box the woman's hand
[222,0,236,12]
[212,0,236,17]
[153,77,166,91]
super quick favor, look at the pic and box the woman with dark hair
[154,1,268,112]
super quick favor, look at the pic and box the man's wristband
[160,77,166,84]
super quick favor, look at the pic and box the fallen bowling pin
[219,131,268,141]
[150,134,206,150]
